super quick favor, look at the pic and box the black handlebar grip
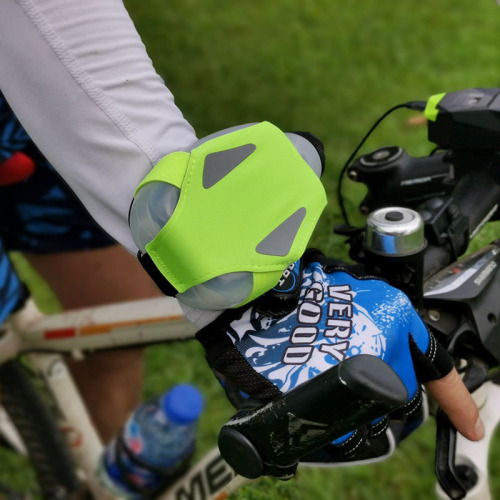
[218,355,408,479]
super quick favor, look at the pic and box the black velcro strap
[137,251,178,297]
[196,310,281,404]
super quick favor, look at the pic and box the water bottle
[129,125,324,310]
[97,384,203,499]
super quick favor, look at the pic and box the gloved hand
[196,249,456,464]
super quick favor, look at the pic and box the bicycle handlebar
[421,170,500,278]
[451,170,500,238]
[348,145,500,280]
[218,355,407,479]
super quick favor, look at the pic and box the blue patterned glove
[197,250,453,464]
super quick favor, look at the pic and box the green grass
[6,0,500,498]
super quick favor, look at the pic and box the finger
[425,368,484,441]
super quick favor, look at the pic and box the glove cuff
[196,311,281,406]
[409,333,454,383]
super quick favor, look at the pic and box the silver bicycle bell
[364,207,426,305]
[365,207,425,256]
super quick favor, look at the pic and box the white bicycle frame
[0,294,499,500]
[0,296,247,500]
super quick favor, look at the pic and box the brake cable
[337,101,426,226]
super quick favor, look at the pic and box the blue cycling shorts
[0,92,115,254]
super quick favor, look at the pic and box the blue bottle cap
[161,384,203,424]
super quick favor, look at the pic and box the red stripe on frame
[44,328,76,340]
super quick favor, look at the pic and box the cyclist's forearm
[0,0,197,253]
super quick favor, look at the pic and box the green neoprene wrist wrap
[136,121,327,306]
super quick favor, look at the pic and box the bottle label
[123,418,144,454]
[97,457,138,500]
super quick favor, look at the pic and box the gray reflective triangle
[203,144,256,189]
[256,208,307,257]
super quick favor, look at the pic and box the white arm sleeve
[0,0,197,253]
[0,0,222,327]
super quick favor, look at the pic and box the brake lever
[435,410,467,500]
[435,362,489,500]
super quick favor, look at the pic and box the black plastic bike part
[462,362,489,393]
[435,410,469,500]
[218,355,408,480]
[419,197,469,253]
[365,249,426,307]
[0,360,81,499]
[420,170,500,278]
[450,171,500,238]
[418,197,470,281]
[424,242,500,363]
[349,148,453,214]
[332,225,367,265]
[428,88,500,150]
